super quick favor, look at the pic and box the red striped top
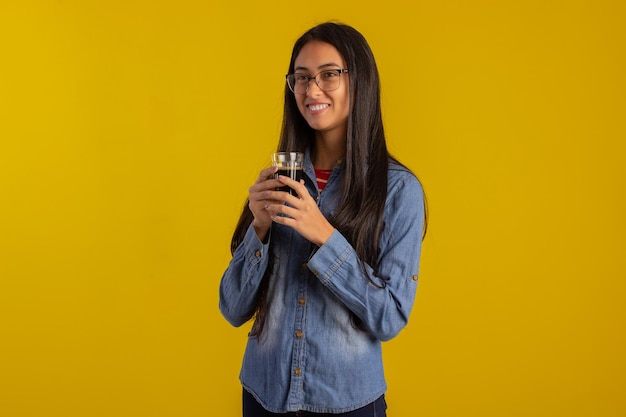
[314,168,332,192]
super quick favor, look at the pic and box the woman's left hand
[263,175,335,246]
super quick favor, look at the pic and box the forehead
[294,41,346,70]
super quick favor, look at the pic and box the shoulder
[382,160,426,237]
[387,160,424,200]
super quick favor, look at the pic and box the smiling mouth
[307,104,330,111]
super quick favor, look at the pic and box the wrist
[317,226,335,247]
[252,220,270,243]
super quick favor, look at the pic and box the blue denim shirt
[219,150,425,413]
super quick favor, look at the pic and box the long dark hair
[230,22,427,334]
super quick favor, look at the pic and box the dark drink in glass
[271,152,304,196]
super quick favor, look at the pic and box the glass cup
[271,152,304,196]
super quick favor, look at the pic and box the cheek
[295,97,307,115]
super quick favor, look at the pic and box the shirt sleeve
[219,224,271,327]
[306,172,425,341]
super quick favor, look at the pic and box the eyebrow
[294,62,343,72]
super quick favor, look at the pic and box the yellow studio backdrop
[0,1,624,416]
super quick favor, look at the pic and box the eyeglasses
[286,69,349,95]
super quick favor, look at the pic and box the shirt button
[337,159,343,165]
[302,263,308,270]
[255,250,261,258]
[295,330,303,338]
[312,270,319,276]
[412,275,419,281]
[298,297,305,305]
[295,368,302,376]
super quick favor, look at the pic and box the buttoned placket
[288,258,308,409]
[287,156,343,411]
[287,178,318,410]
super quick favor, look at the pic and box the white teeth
[309,104,329,111]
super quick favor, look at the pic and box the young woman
[219,22,427,417]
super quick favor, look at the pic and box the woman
[219,22,427,416]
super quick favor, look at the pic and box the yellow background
[1,1,624,416]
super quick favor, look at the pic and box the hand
[264,175,335,246]
[247,165,282,242]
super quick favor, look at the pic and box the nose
[306,78,323,96]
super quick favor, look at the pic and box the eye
[294,73,309,82]
[321,70,338,79]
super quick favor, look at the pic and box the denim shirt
[219,150,425,414]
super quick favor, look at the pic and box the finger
[249,178,283,195]
[277,175,309,199]
[249,189,274,203]
[261,188,296,203]
[274,202,297,218]
[262,191,303,212]
[254,165,279,184]
[269,204,298,225]
[270,213,295,227]
[254,166,278,185]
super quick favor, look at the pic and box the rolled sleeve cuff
[307,229,354,285]
[243,224,270,279]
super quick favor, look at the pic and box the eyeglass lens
[287,70,344,94]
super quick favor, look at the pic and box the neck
[313,131,346,169]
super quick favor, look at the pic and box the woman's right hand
[248,165,280,242]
